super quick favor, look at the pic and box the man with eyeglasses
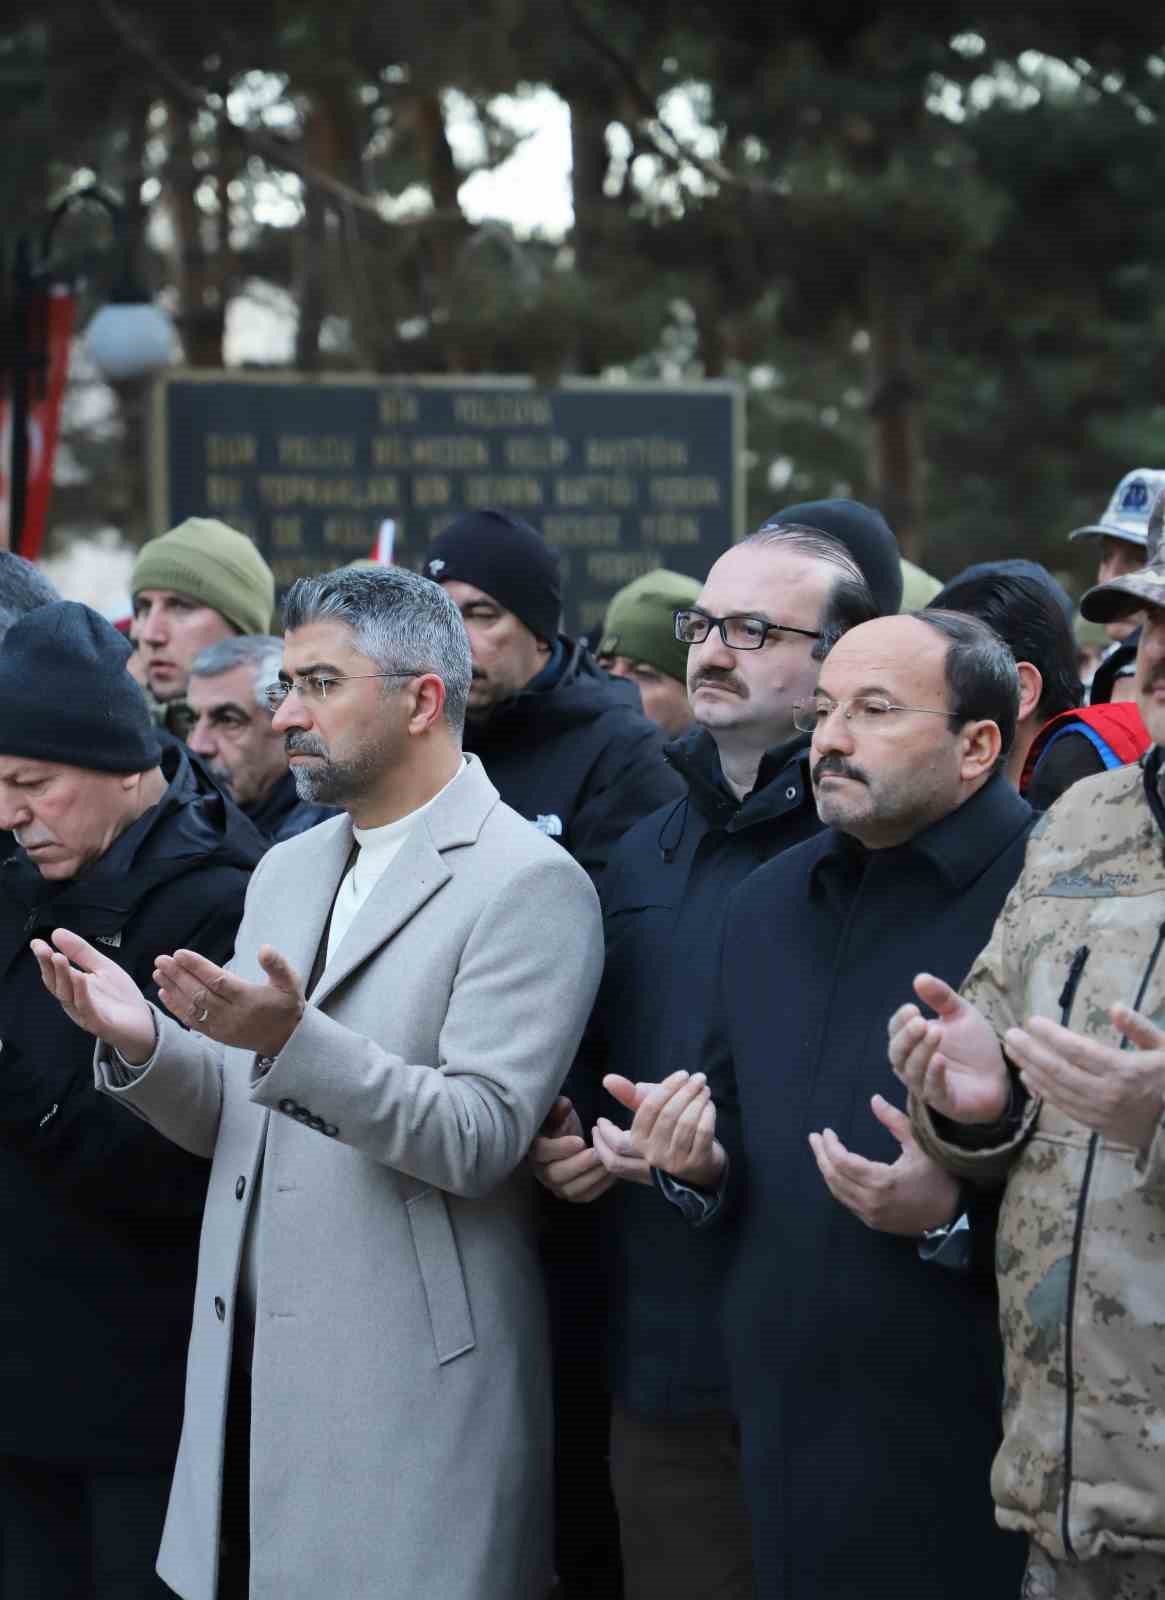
[531,523,881,1600]
[617,610,1032,1600]
[187,636,335,843]
[30,567,604,1600]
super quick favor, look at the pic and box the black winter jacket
[0,745,263,1465]
[587,727,821,1417]
[463,637,682,882]
[705,774,1033,1600]
[245,769,335,843]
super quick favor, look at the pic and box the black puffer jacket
[0,744,264,1465]
[463,636,682,882]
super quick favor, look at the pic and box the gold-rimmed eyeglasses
[793,695,961,734]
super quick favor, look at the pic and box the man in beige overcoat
[33,566,604,1600]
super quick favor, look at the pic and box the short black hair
[812,571,880,661]
[930,568,1081,722]
[740,522,879,658]
[912,608,1020,766]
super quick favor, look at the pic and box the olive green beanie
[131,518,275,637]
[599,568,702,685]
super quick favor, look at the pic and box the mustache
[690,669,747,697]
[285,733,329,758]
[812,754,868,786]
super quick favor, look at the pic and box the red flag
[0,285,75,558]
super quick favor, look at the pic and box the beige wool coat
[95,755,603,1600]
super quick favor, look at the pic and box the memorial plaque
[152,373,744,636]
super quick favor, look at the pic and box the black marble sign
[154,375,743,636]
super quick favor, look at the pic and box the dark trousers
[609,1407,754,1600]
[543,1212,623,1600]
[0,1455,174,1599]
[217,1361,251,1600]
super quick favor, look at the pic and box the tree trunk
[165,100,226,368]
[866,260,924,562]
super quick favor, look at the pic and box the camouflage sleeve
[910,825,1044,1182]
[1134,1112,1165,1201]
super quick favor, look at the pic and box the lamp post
[2,182,176,558]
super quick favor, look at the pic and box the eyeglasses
[674,609,822,650]
[262,671,418,710]
[793,695,962,734]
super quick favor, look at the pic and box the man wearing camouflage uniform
[893,497,1165,1599]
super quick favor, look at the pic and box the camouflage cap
[1069,468,1165,548]
[1080,490,1165,622]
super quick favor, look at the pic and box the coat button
[278,1098,297,1114]
[323,1123,339,1138]
[214,1296,226,1322]
[235,1176,246,1201]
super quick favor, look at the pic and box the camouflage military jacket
[914,757,1165,1563]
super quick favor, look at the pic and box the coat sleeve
[250,854,605,1198]
[0,889,245,1215]
[91,859,276,1162]
[568,720,683,884]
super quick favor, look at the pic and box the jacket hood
[464,636,642,750]
[3,742,266,925]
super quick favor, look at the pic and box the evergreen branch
[95,0,462,228]
[557,0,783,198]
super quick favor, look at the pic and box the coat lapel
[264,816,358,988]
[307,756,499,1010]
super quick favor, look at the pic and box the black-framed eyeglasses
[262,671,419,710]
[674,608,822,650]
[793,695,962,734]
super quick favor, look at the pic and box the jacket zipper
[1059,922,1165,1559]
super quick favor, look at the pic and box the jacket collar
[1143,744,1165,842]
[664,725,812,830]
[811,772,1033,897]
[303,755,499,1008]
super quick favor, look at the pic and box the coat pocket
[405,1188,476,1365]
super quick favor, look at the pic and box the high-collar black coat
[0,746,263,1466]
[590,726,822,1417]
[706,774,1034,1600]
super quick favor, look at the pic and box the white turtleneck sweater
[324,759,465,966]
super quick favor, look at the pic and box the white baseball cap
[1069,468,1165,547]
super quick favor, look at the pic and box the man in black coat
[425,510,682,886]
[532,524,881,1599]
[0,602,263,1599]
[624,610,1033,1600]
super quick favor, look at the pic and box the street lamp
[2,182,177,557]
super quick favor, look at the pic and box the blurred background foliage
[4,0,1165,588]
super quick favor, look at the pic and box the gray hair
[739,523,878,661]
[190,634,285,710]
[282,566,472,734]
[0,552,59,645]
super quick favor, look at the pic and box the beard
[287,730,396,806]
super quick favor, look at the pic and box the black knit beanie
[0,601,162,773]
[424,510,562,642]
[765,498,903,616]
